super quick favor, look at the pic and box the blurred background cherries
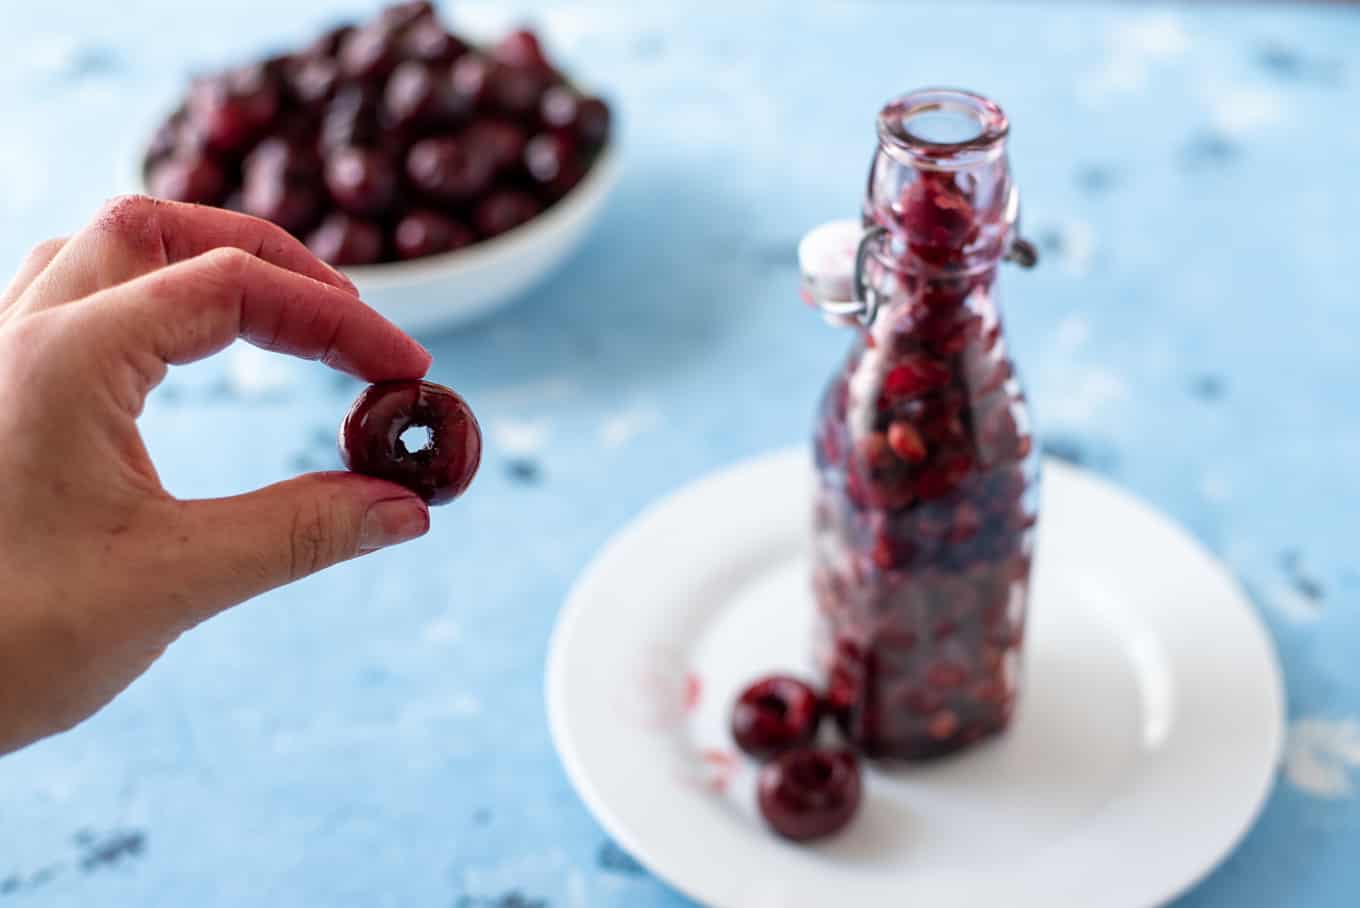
[141,1,611,266]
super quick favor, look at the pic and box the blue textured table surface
[2,1,1359,905]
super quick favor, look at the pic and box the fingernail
[359,497,429,552]
[324,262,360,295]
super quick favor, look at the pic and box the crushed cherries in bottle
[807,89,1039,761]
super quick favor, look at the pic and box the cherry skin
[187,66,281,155]
[474,190,541,238]
[306,212,384,266]
[401,19,467,65]
[523,131,575,184]
[491,28,550,70]
[338,24,401,82]
[339,380,482,505]
[384,61,469,130]
[325,146,399,216]
[731,675,823,761]
[757,748,862,842]
[406,137,495,203]
[242,173,323,236]
[541,87,611,148]
[461,118,527,174]
[147,154,226,205]
[393,210,474,260]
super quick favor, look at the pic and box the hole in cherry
[399,424,433,454]
[902,108,984,145]
[755,693,789,718]
[789,755,834,788]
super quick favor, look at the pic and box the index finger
[74,247,429,412]
[18,195,357,311]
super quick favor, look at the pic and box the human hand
[0,195,435,755]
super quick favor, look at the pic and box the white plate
[547,448,1284,908]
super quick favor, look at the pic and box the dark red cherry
[286,56,341,107]
[474,190,541,237]
[539,87,610,147]
[242,173,323,235]
[523,131,575,184]
[319,84,382,150]
[406,137,495,203]
[574,96,611,147]
[384,61,469,129]
[340,380,482,505]
[492,63,550,120]
[401,19,467,64]
[339,25,400,81]
[244,136,319,182]
[378,0,435,32]
[304,23,355,59]
[325,146,399,216]
[146,154,226,205]
[306,212,384,266]
[187,66,281,154]
[757,748,862,842]
[450,54,494,110]
[393,210,474,260]
[731,675,824,761]
[491,28,550,70]
[461,118,527,173]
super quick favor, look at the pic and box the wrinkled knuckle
[288,498,345,580]
[201,245,256,280]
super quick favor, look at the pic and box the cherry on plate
[339,380,482,505]
[757,747,862,843]
[730,675,823,761]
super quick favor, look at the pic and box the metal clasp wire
[813,225,889,329]
[811,224,1038,329]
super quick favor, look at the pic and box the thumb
[167,472,429,620]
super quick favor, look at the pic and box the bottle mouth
[877,88,1009,166]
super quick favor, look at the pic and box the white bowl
[344,146,619,334]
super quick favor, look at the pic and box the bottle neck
[864,89,1018,277]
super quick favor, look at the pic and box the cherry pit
[142,1,611,266]
[340,380,481,505]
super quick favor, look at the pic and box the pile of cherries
[730,674,863,843]
[142,1,611,266]
[811,167,1037,760]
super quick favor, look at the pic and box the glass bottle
[802,88,1039,760]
